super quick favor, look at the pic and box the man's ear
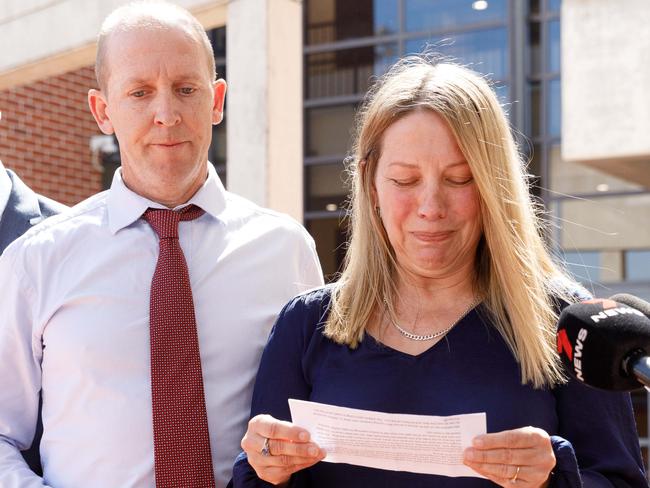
[211,79,227,125]
[88,89,115,135]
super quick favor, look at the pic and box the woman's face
[373,109,482,281]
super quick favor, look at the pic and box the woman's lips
[411,231,454,242]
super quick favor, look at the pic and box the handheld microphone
[556,297,650,391]
[610,293,650,317]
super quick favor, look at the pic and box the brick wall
[0,66,103,206]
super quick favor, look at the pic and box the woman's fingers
[248,414,310,443]
[267,437,322,458]
[241,414,325,485]
[464,459,523,484]
[248,449,323,468]
[472,427,552,450]
[246,444,324,485]
[247,434,323,467]
[463,427,555,487]
[464,446,547,465]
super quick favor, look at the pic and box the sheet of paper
[289,399,486,478]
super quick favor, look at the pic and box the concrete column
[562,0,650,166]
[226,0,303,222]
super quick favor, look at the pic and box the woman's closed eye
[446,176,473,186]
[388,178,418,187]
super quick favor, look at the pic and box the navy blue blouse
[232,286,647,487]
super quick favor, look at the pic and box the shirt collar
[107,163,227,234]
[0,161,12,219]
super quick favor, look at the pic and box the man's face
[89,26,226,207]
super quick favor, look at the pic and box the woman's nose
[417,187,447,220]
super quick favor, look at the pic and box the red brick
[0,65,103,205]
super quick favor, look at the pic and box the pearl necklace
[389,299,480,342]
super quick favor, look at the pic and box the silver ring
[261,437,271,456]
[510,465,520,483]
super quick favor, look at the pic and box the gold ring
[510,465,520,483]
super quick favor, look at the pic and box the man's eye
[179,87,196,95]
[131,90,146,98]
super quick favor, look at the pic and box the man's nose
[153,93,181,127]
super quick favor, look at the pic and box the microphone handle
[631,355,650,388]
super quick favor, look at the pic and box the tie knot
[143,205,205,239]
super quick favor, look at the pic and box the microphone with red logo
[610,293,650,318]
[556,296,650,391]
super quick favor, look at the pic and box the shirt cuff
[548,435,583,488]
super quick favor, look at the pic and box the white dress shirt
[0,164,323,488]
[0,161,11,219]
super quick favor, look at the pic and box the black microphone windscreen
[557,299,650,391]
[609,293,650,318]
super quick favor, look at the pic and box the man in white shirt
[0,3,323,487]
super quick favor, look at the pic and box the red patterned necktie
[143,205,216,488]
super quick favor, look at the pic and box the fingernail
[473,437,484,448]
[308,446,318,456]
[298,431,309,442]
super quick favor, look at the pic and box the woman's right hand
[241,414,326,486]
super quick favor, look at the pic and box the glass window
[209,27,226,59]
[528,143,542,196]
[548,20,561,73]
[562,251,601,283]
[216,64,226,81]
[529,21,541,75]
[306,104,356,157]
[305,0,398,45]
[306,163,351,212]
[100,137,121,190]
[549,145,645,195]
[528,82,541,137]
[494,82,509,106]
[306,217,348,281]
[547,78,561,137]
[209,121,226,166]
[548,0,561,13]
[306,44,398,99]
[529,0,541,15]
[405,28,508,80]
[626,251,650,281]
[405,0,507,32]
[207,28,226,186]
[373,0,399,36]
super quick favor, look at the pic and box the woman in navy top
[232,57,647,487]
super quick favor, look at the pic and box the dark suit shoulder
[36,194,68,219]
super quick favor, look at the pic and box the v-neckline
[362,304,480,360]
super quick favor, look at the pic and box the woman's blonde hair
[325,56,576,388]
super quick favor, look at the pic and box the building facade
[1,0,649,473]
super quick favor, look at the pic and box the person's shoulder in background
[36,193,68,220]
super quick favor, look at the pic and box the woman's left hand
[463,426,555,487]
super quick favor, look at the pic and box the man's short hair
[95,1,216,91]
